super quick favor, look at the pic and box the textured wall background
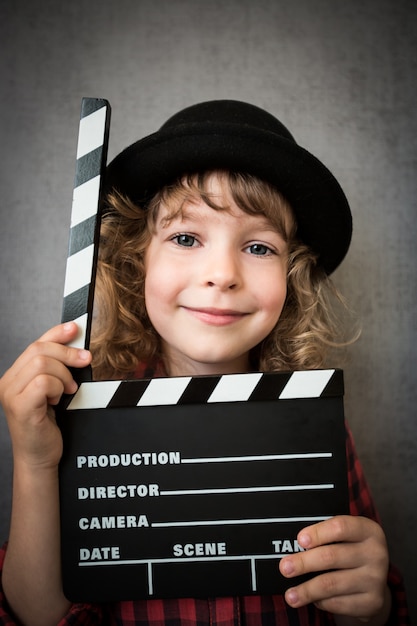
[0,0,416,619]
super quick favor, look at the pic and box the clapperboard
[57,98,349,603]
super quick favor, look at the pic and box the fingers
[8,342,90,396]
[8,322,88,373]
[281,517,387,579]
[279,516,389,619]
[11,358,78,418]
[38,321,81,343]
[296,515,386,549]
[4,322,91,376]
[284,570,387,617]
[280,539,364,578]
[0,322,93,470]
[0,322,92,416]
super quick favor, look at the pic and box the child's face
[144,175,288,376]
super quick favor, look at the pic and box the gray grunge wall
[0,0,416,619]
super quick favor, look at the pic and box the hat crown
[160,99,295,143]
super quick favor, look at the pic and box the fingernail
[281,559,295,576]
[286,588,299,606]
[78,349,90,361]
[298,532,311,549]
[63,322,75,332]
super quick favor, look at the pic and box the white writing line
[251,558,257,591]
[160,483,334,496]
[181,452,332,464]
[151,515,331,528]
[78,552,296,567]
[147,562,153,596]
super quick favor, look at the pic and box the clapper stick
[61,98,111,379]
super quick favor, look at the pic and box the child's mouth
[183,306,248,326]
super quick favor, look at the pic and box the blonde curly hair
[90,171,354,380]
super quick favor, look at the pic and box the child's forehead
[158,194,276,228]
[148,170,296,239]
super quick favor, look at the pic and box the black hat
[105,100,352,274]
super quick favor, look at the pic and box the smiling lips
[183,306,249,326]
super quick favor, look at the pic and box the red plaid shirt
[0,365,410,624]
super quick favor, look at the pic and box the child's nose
[203,252,241,290]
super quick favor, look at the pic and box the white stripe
[147,562,153,595]
[79,553,301,567]
[66,313,88,349]
[279,370,334,399]
[207,372,263,403]
[251,558,257,592]
[137,377,192,406]
[63,244,94,297]
[67,380,121,410]
[181,452,332,464]
[152,516,331,528]
[76,106,107,159]
[71,176,101,227]
[160,484,334,496]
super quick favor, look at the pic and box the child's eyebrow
[159,206,212,227]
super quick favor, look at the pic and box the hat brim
[104,121,352,274]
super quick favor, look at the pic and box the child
[0,100,409,625]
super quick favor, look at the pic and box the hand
[279,515,390,622]
[0,322,92,470]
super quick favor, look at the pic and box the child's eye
[246,243,275,256]
[172,234,197,247]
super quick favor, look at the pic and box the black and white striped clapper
[61,97,110,356]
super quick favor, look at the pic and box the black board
[57,370,348,602]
